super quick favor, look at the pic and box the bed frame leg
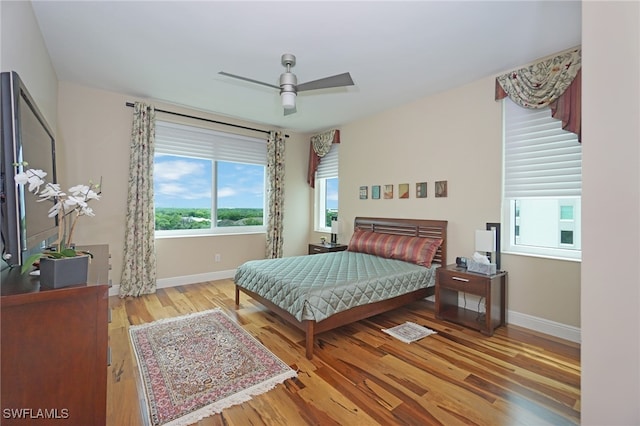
[235,285,240,307]
[304,321,314,359]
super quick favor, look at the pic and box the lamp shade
[281,91,296,110]
[475,230,495,252]
[331,221,340,234]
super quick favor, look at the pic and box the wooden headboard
[353,217,448,267]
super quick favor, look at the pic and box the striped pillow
[389,235,442,267]
[348,229,442,267]
[347,229,395,258]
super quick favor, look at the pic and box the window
[502,98,582,260]
[314,143,339,231]
[154,121,267,236]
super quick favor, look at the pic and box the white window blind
[504,98,581,198]
[316,144,339,179]
[155,121,266,164]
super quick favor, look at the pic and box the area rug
[382,321,437,343]
[129,308,297,426]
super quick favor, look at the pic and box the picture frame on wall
[372,185,381,199]
[359,186,368,199]
[399,183,409,199]
[383,184,393,199]
[416,182,428,198]
[435,180,448,197]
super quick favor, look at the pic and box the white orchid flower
[64,196,88,210]
[68,184,90,195]
[80,206,95,217]
[84,189,101,201]
[48,202,62,218]
[15,164,102,253]
[37,183,63,201]
[15,169,47,192]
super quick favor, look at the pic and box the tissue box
[467,260,497,275]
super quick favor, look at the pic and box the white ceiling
[31,1,581,134]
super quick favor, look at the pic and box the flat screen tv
[1,71,58,271]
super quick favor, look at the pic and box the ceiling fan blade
[284,105,297,116]
[297,72,354,92]
[218,71,279,90]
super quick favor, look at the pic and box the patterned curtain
[495,47,582,141]
[120,102,157,297]
[307,129,340,188]
[266,131,286,259]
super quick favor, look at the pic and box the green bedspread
[234,251,438,322]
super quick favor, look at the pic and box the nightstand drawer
[438,270,487,295]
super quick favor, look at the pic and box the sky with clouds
[154,154,338,210]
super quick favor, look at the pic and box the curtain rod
[125,102,288,138]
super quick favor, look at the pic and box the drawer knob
[452,276,470,282]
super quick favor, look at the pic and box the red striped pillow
[347,229,394,258]
[348,230,442,267]
[389,235,442,267]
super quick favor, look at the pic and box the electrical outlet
[215,254,221,262]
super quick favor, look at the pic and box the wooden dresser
[0,245,110,426]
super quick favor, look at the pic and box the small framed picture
[359,186,368,199]
[399,183,409,199]
[383,184,393,199]
[435,180,448,197]
[416,182,428,198]
[372,185,381,199]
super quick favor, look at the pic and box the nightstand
[308,242,348,255]
[435,264,507,336]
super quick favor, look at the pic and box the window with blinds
[154,121,267,235]
[315,143,339,231]
[502,98,582,260]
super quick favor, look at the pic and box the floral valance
[495,47,582,141]
[311,129,339,157]
[307,129,340,188]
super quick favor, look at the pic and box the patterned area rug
[129,308,297,426]
[382,321,437,343]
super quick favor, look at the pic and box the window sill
[502,250,582,263]
[155,229,266,239]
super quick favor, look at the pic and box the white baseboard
[108,269,237,297]
[507,309,581,343]
[109,274,581,344]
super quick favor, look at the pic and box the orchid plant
[14,162,101,273]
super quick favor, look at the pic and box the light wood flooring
[107,279,580,425]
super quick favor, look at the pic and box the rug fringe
[129,308,223,331]
[163,369,297,426]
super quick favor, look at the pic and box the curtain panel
[120,102,157,297]
[307,129,341,188]
[495,47,581,141]
[266,131,286,259]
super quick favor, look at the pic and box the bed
[234,217,448,359]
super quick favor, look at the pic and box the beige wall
[1,1,58,134]
[56,82,309,285]
[339,76,581,329]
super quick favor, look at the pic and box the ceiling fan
[219,53,354,116]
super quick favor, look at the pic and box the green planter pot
[39,255,90,289]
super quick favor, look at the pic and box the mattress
[234,251,438,322]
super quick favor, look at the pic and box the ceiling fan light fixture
[281,91,296,110]
[220,53,354,116]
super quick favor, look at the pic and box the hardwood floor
[107,279,580,425]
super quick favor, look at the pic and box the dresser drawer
[438,269,488,295]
